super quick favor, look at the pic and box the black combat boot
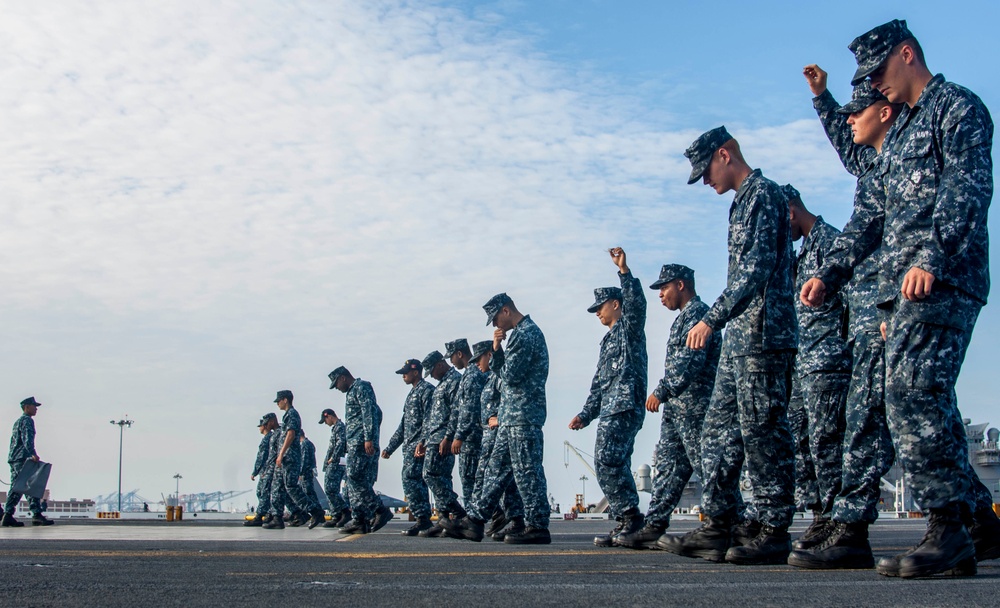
[339,517,371,535]
[333,509,352,528]
[1,513,25,528]
[876,504,977,578]
[441,516,485,542]
[402,517,433,536]
[419,516,447,538]
[484,510,508,538]
[594,517,625,547]
[969,507,1000,561]
[610,509,645,547]
[493,516,525,542]
[786,521,874,569]
[31,513,54,526]
[792,514,832,550]
[262,515,285,530]
[615,521,667,550]
[725,524,791,565]
[244,514,264,527]
[287,511,305,527]
[370,505,394,532]
[730,519,762,547]
[656,510,735,562]
[504,526,551,545]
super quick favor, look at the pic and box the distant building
[0,491,96,517]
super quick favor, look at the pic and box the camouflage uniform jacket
[795,217,851,375]
[814,90,882,337]
[324,419,347,469]
[279,407,303,462]
[423,367,462,445]
[252,433,270,477]
[818,75,993,326]
[344,378,383,448]
[578,271,648,423]
[8,414,37,464]
[652,296,720,403]
[384,379,433,455]
[265,429,281,471]
[454,364,488,442]
[491,314,549,427]
[700,169,798,355]
[480,372,501,428]
[301,438,318,476]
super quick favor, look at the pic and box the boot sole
[896,554,977,579]
[786,550,875,570]
[725,552,790,565]
[656,541,727,562]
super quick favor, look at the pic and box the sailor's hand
[803,64,828,96]
[800,278,827,307]
[609,247,629,275]
[414,443,426,458]
[380,449,390,459]
[251,475,256,482]
[568,416,585,430]
[686,321,712,350]
[364,441,375,455]
[438,438,452,456]
[901,267,935,301]
[451,439,463,455]
[488,416,499,429]
[493,329,507,351]
[880,322,887,342]
[645,393,661,413]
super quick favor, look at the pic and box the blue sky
[0,0,997,510]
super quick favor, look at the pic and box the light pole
[109,418,135,513]
[580,474,589,507]
[173,473,182,508]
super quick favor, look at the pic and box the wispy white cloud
[0,0,871,506]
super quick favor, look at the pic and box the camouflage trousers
[884,296,994,511]
[256,470,273,515]
[472,427,524,519]
[401,451,431,519]
[3,459,42,516]
[788,377,819,512]
[833,332,894,523]
[800,370,849,515]
[422,447,461,515]
[471,425,549,529]
[700,351,796,529]
[646,395,708,528]
[323,464,348,514]
[594,410,643,518]
[346,444,381,520]
[270,456,309,517]
[458,434,482,507]
[299,470,322,512]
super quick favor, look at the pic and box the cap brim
[836,99,878,115]
[486,312,497,326]
[394,368,407,375]
[273,398,280,403]
[851,52,888,86]
[586,301,604,313]
[649,279,671,290]
[687,158,709,185]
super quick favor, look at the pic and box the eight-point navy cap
[273,390,293,403]
[421,351,444,377]
[849,19,914,85]
[20,396,41,408]
[444,338,469,358]
[328,366,349,389]
[469,340,493,364]
[587,287,623,313]
[837,80,889,115]
[685,126,732,185]
[483,293,513,326]
[649,264,695,290]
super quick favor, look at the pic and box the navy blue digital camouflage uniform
[270,407,310,518]
[576,271,647,518]
[264,427,286,515]
[792,212,851,516]
[470,315,550,530]
[323,418,348,515]
[646,295,721,529]
[422,367,463,515]
[812,87,895,524]
[816,73,995,513]
[454,364,488,506]
[344,378,384,520]
[299,436,323,512]
[473,372,524,518]
[384,379,434,519]
[787,378,819,512]
[252,430,273,515]
[4,414,41,516]
[698,168,798,530]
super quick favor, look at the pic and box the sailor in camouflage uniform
[787,379,820,517]
[265,391,323,529]
[443,294,551,544]
[800,20,1000,577]
[329,366,392,534]
[454,341,526,541]
[382,359,434,535]
[784,185,851,550]
[2,397,52,527]
[298,432,324,529]
[245,413,277,526]
[449,339,488,508]
[788,68,900,570]
[320,408,351,528]
[415,349,466,537]
[569,247,647,547]
[618,264,721,550]
[660,127,798,565]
